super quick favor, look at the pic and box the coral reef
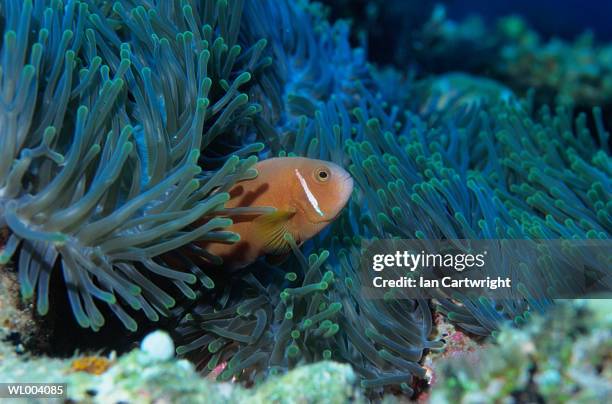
[3,302,606,403]
[429,300,612,403]
[495,15,612,109]
[377,5,612,113]
[0,328,362,403]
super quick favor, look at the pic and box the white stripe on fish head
[294,168,324,217]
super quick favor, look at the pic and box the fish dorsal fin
[252,209,296,255]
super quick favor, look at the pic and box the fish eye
[314,166,331,182]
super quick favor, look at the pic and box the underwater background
[0,0,610,402]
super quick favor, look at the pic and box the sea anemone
[173,0,610,394]
[0,0,267,331]
[176,234,442,396]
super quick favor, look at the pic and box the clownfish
[202,157,353,269]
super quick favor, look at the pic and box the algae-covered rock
[0,265,43,352]
[0,329,239,403]
[428,300,612,403]
[253,361,363,404]
[0,329,362,403]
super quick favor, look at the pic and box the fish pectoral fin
[252,209,296,255]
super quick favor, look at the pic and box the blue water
[446,0,612,40]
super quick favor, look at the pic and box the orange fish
[202,157,353,269]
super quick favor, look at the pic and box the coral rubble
[0,329,362,403]
[429,300,612,403]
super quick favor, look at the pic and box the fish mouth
[338,173,354,204]
[343,173,354,195]
[304,184,354,225]
[324,173,354,223]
